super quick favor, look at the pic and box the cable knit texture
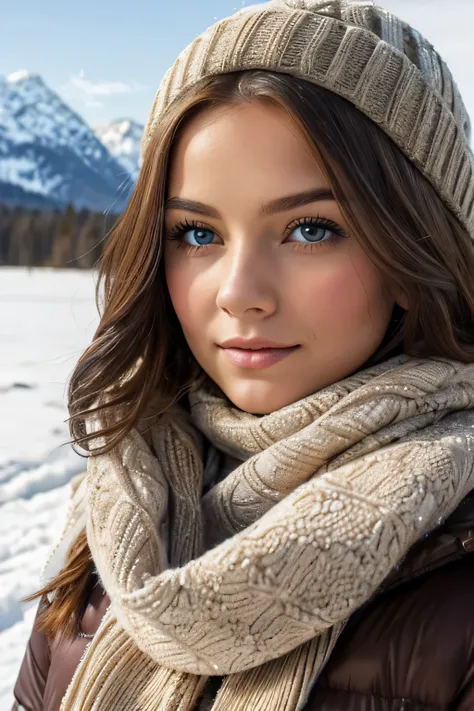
[141,0,474,239]
[52,354,474,710]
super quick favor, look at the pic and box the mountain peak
[94,119,144,180]
[7,70,43,85]
[95,118,144,135]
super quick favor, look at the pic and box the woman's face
[165,101,400,414]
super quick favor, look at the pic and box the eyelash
[286,216,347,245]
[165,216,347,254]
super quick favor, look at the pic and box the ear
[393,286,409,311]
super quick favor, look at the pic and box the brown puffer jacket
[12,491,474,711]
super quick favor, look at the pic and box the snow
[0,155,62,196]
[6,71,40,85]
[0,267,98,709]
[94,118,143,180]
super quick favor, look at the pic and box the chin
[218,378,304,415]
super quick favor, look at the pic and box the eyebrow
[164,187,335,218]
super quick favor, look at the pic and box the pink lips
[219,338,300,370]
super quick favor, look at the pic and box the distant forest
[0,204,120,268]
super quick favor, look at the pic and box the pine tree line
[0,204,120,268]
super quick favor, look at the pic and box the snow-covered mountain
[0,71,134,212]
[94,119,143,182]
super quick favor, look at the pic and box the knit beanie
[142,0,474,238]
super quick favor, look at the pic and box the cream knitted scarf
[58,354,474,711]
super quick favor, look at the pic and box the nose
[215,244,277,320]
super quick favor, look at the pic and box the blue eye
[287,219,341,243]
[166,217,346,249]
[182,227,215,246]
[166,220,216,247]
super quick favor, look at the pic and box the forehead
[167,101,328,201]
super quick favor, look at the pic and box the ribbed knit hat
[142,0,474,238]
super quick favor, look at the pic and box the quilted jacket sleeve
[12,598,50,711]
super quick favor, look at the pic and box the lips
[218,338,300,369]
[220,337,297,350]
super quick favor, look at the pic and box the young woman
[12,1,474,710]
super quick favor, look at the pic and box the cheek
[291,257,389,332]
[165,257,212,337]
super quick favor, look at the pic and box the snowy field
[0,267,98,709]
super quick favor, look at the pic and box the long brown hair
[25,70,474,640]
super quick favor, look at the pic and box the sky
[2,0,474,128]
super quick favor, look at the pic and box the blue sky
[3,0,474,128]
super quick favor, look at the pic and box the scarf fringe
[210,624,344,711]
